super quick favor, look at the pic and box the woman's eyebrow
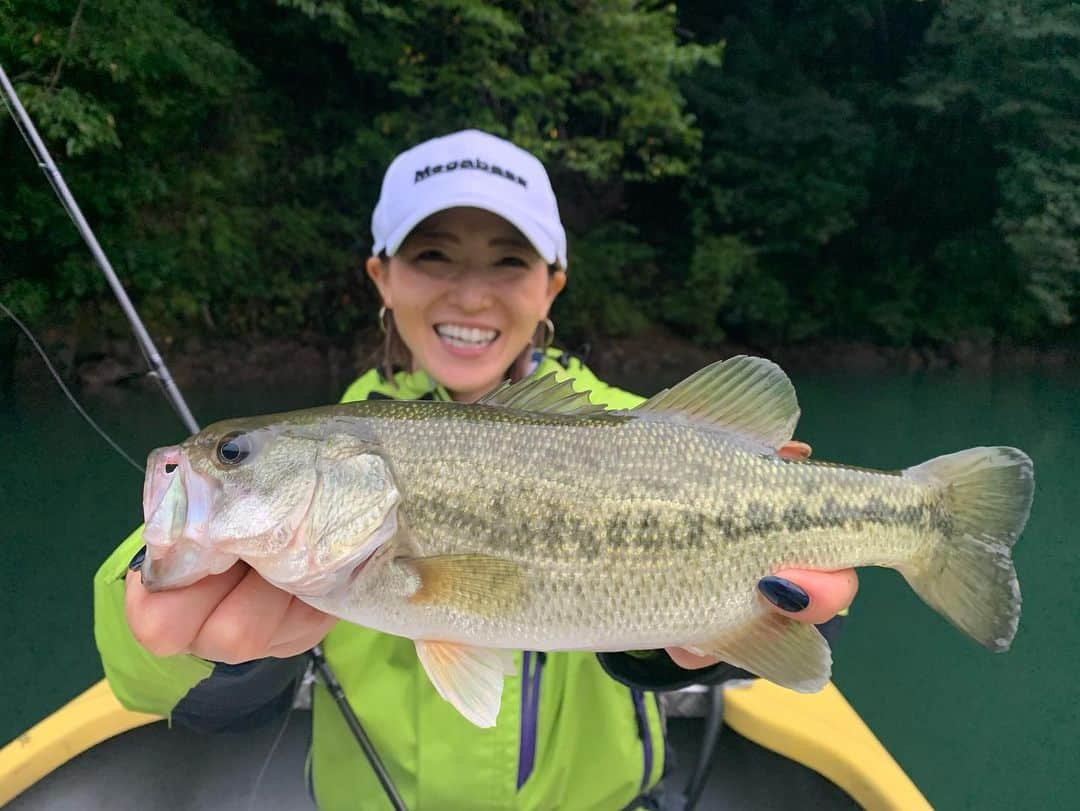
[489,237,531,249]
[412,229,459,243]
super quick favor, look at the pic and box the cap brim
[382,191,561,266]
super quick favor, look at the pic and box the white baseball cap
[371,129,567,267]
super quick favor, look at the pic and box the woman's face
[366,207,566,402]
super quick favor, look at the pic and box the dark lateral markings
[406,492,945,559]
[711,496,939,545]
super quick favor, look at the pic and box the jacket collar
[380,348,571,401]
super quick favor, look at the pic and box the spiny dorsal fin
[632,355,800,450]
[477,372,608,417]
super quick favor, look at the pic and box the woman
[95,129,858,809]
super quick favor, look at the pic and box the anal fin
[414,640,514,727]
[686,613,832,693]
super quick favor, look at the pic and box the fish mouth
[143,446,219,547]
[142,446,180,532]
[141,445,234,590]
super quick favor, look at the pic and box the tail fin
[901,447,1033,652]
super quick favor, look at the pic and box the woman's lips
[434,323,500,357]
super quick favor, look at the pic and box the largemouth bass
[140,356,1033,726]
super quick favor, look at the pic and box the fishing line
[246,680,301,811]
[682,686,725,811]
[3,61,409,811]
[1,301,144,474]
[0,63,199,436]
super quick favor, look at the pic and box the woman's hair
[373,252,563,388]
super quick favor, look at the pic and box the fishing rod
[0,63,198,436]
[1,61,408,810]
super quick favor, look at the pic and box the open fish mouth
[140,445,235,590]
[143,445,218,548]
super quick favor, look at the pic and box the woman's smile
[434,322,501,356]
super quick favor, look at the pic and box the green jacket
[94,348,667,810]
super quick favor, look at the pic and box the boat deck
[8,710,860,810]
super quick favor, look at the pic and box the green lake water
[1,362,1076,809]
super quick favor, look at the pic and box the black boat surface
[1,678,930,809]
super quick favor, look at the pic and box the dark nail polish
[758,576,810,612]
[128,546,146,571]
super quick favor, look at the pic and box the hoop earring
[378,305,392,335]
[536,317,555,350]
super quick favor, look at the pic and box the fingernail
[758,576,810,612]
[128,546,146,571]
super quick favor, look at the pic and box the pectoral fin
[414,640,514,727]
[404,554,527,616]
[686,613,832,693]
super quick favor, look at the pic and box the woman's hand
[125,561,338,664]
[666,439,860,671]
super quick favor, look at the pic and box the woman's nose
[449,271,495,310]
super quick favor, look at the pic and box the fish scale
[140,355,1032,727]
[345,408,938,651]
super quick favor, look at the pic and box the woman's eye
[495,256,529,268]
[415,249,450,262]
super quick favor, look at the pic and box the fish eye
[216,432,252,466]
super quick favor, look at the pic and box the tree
[903,0,1080,327]
[1,0,719,345]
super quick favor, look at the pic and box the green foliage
[0,0,1075,353]
[1,0,716,342]
[904,0,1080,326]
[555,222,657,340]
[665,0,1077,346]
[665,235,778,346]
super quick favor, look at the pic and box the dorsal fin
[632,355,800,450]
[477,372,608,416]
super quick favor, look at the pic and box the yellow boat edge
[0,679,157,807]
[0,678,931,809]
[724,679,933,811]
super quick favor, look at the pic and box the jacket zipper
[516,650,545,788]
[631,689,654,793]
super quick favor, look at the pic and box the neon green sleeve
[339,368,382,404]
[560,356,645,410]
[93,527,213,718]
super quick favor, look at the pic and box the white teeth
[436,324,498,346]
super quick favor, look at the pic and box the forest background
[1,0,1077,384]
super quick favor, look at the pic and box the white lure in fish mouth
[141,445,237,590]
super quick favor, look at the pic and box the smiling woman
[91,128,860,811]
[366,207,565,402]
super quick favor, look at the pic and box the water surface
[1,362,1075,809]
